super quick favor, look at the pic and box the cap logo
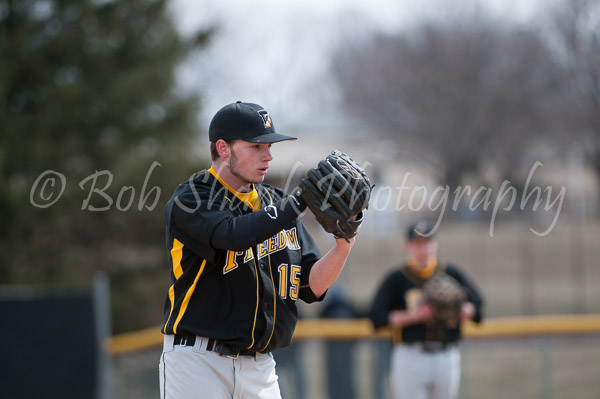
[257,110,272,128]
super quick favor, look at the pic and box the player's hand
[333,212,362,242]
[388,310,404,327]
[416,302,434,322]
[460,301,476,320]
[388,304,433,328]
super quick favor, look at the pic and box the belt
[405,341,457,353]
[173,335,257,359]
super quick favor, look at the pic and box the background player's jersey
[369,263,483,343]
[162,168,323,352]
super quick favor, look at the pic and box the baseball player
[159,101,366,399]
[369,220,484,399]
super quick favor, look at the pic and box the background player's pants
[159,335,281,399]
[389,343,460,399]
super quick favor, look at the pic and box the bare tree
[333,12,561,188]
[549,0,600,198]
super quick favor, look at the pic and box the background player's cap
[406,220,436,241]
[209,101,297,143]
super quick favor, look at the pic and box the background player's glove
[423,273,467,328]
[298,150,372,242]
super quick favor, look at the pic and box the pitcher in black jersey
[159,101,361,399]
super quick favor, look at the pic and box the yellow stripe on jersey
[163,238,185,331]
[173,259,207,334]
[171,238,184,279]
[164,285,176,331]
[208,166,262,211]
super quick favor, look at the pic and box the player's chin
[255,169,268,181]
[247,175,265,185]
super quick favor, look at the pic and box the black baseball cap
[406,220,435,241]
[209,101,297,143]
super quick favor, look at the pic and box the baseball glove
[423,273,467,328]
[298,150,372,242]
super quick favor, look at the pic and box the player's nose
[262,146,273,162]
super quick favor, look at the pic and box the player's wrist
[289,191,307,213]
[334,235,355,245]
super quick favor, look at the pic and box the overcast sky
[170,0,546,134]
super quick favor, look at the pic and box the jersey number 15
[278,263,301,301]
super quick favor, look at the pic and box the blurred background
[1,0,599,397]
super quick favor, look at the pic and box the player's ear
[216,139,231,159]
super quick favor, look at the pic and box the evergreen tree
[0,0,212,331]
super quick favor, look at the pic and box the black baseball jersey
[161,168,323,353]
[369,262,483,343]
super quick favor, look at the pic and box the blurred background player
[369,220,484,399]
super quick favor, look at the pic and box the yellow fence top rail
[107,314,600,356]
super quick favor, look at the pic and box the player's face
[228,141,273,187]
[405,237,438,267]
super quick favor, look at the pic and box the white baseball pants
[389,343,461,399]
[159,335,281,399]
